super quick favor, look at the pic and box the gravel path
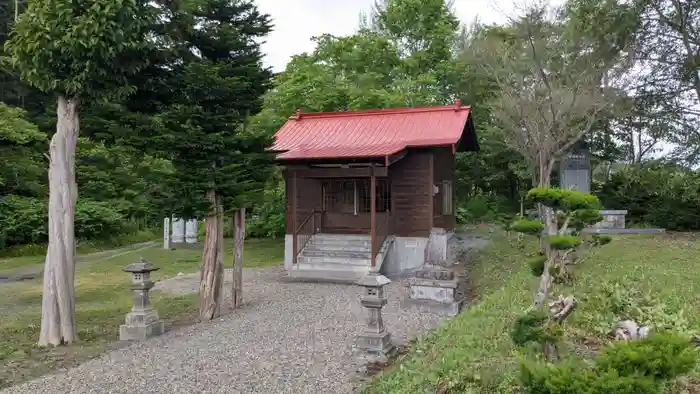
[3,265,446,394]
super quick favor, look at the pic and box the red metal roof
[271,103,474,161]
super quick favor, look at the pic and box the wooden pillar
[291,170,298,265]
[370,166,377,267]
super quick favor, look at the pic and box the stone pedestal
[594,210,628,229]
[406,267,462,317]
[356,273,395,356]
[185,219,198,244]
[172,218,185,244]
[120,259,165,341]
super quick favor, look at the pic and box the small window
[442,180,453,215]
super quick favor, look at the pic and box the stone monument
[172,218,186,244]
[120,258,165,341]
[559,144,627,230]
[356,273,395,356]
[559,151,591,194]
[185,219,198,244]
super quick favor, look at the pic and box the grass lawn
[0,237,283,389]
[362,232,700,393]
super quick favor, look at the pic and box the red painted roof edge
[287,104,471,120]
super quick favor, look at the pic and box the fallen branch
[549,295,577,323]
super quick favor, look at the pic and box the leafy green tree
[5,0,152,346]
[0,103,45,197]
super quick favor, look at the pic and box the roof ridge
[290,104,471,120]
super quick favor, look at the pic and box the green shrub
[519,332,698,394]
[0,195,48,248]
[596,333,697,380]
[527,187,601,211]
[520,360,599,394]
[570,209,603,231]
[528,256,547,277]
[0,195,153,252]
[591,234,612,246]
[75,200,127,240]
[511,309,561,347]
[246,182,285,238]
[548,235,582,250]
[512,219,545,235]
[596,162,700,231]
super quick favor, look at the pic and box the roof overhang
[455,112,479,153]
[271,103,479,161]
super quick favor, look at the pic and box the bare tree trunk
[532,156,556,309]
[199,190,224,320]
[39,95,79,346]
[232,208,245,308]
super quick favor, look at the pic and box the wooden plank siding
[389,150,434,237]
[284,171,321,234]
[433,147,456,231]
[283,147,454,237]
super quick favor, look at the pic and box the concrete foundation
[425,228,453,266]
[285,228,451,282]
[382,236,428,277]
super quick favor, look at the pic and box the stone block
[406,268,464,317]
[414,268,454,281]
[120,319,165,341]
[594,210,628,229]
[409,284,456,303]
[356,331,395,356]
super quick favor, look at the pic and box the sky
[255,0,537,72]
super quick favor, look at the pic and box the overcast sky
[255,0,538,72]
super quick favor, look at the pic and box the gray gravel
[3,265,446,394]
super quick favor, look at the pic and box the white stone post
[185,219,198,244]
[163,217,171,250]
[172,217,185,244]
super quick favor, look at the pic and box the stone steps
[297,255,371,266]
[287,234,394,283]
[300,249,372,259]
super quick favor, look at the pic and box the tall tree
[138,0,273,319]
[465,8,628,190]
[566,0,700,163]
[6,0,152,346]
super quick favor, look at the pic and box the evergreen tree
[135,0,274,319]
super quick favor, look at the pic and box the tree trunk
[39,95,80,346]
[232,208,245,308]
[199,190,224,320]
[532,156,556,309]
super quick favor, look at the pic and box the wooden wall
[282,147,456,237]
[432,147,456,231]
[284,171,322,234]
[389,150,433,237]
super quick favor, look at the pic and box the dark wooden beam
[291,170,298,264]
[370,166,377,267]
[289,166,387,178]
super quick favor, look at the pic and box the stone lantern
[356,273,395,356]
[119,258,165,341]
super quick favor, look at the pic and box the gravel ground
[2,266,446,394]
